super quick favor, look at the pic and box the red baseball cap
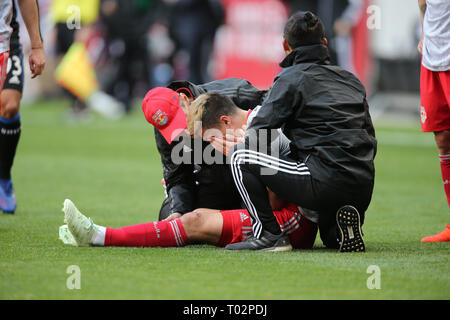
[142,87,187,144]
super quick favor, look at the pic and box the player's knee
[180,210,206,237]
[1,98,20,119]
[434,130,450,155]
[190,210,207,228]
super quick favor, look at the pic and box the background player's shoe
[62,199,100,246]
[421,224,450,242]
[225,230,292,251]
[336,205,365,252]
[0,179,17,214]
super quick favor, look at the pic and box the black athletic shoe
[336,205,365,253]
[225,230,292,251]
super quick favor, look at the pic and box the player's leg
[218,205,319,249]
[433,71,450,211]
[194,206,323,248]
[0,50,19,214]
[181,208,223,244]
[0,90,22,214]
[420,66,450,242]
[62,198,190,247]
[61,198,321,249]
[61,199,224,247]
[424,129,450,241]
[0,89,21,118]
[273,204,318,249]
[228,148,369,251]
[227,149,316,251]
[435,129,450,208]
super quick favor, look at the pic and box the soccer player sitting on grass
[60,196,317,249]
[60,88,319,250]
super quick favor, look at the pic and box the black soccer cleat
[225,230,292,251]
[336,205,365,253]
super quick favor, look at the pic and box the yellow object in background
[50,0,100,25]
[54,42,125,120]
[54,42,98,101]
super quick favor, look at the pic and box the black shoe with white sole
[336,205,365,252]
[225,230,292,251]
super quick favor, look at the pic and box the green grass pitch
[0,100,448,299]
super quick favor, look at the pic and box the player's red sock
[439,154,450,208]
[104,219,188,247]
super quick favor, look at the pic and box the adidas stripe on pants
[231,148,315,239]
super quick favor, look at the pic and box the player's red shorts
[420,64,450,132]
[0,51,9,107]
[217,203,318,249]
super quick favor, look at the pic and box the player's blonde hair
[187,93,208,137]
[187,92,238,137]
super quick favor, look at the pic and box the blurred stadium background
[19,0,422,124]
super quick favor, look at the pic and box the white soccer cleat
[62,199,99,247]
[59,224,77,246]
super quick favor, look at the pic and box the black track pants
[230,148,373,248]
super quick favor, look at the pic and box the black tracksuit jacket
[247,44,377,190]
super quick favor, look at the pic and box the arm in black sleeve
[167,80,206,99]
[245,74,302,151]
[199,77,267,110]
[154,128,196,214]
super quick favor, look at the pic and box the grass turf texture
[0,100,448,300]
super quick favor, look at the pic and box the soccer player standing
[226,11,377,252]
[418,0,450,242]
[0,0,45,214]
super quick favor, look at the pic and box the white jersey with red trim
[423,0,450,72]
[0,0,12,54]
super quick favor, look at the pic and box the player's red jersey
[217,203,318,249]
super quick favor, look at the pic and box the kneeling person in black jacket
[200,12,377,252]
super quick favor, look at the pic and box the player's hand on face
[29,47,46,78]
[164,212,182,221]
[207,124,246,155]
[210,137,228,155]
[236,124,246,137]
[210,134,244,156]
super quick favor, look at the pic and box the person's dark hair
[283,11,325,49]
[187,92,238,135]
